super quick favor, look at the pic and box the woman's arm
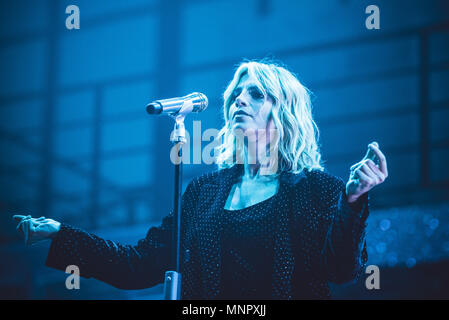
[45,214,173,290]
[13,178,200,290]
[319,142,387,284]
[320,180,370,284]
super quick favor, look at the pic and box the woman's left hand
[345,141,388,203]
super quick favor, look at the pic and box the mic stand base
[163,270,182,300]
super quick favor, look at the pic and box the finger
[350,161,364,180]
[369,143,388,177]
[34,223,46,231]
[370,141,379,148]
[14,215,32,222]
[16,217,31,230]
[354,166,375,187]
[360,163,381,185]
[16,220,25,233]
[13,215,27,222]
[26,220,37,245]
[366,159,386,183]
[350,162,360,171]
[22,215,32,223]
[362,142,378,162]
[23,220,30,244]
[31,218,43,227]
[351,158,370,173]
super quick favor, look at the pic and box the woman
[13,60,388,299]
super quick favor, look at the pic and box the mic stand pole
[163,115,186,300]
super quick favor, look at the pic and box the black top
[219,195,277,299]
[45,166,370,299]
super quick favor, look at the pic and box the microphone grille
[190,92,208,113]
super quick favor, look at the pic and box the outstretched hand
[12,215,61,245]
[345,141,388,203]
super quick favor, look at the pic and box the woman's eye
[250,89,264,100]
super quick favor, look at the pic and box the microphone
[146,92,208,116]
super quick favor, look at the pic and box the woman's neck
[238,124,279,179]
[242,145,278,179]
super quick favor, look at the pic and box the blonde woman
[13,60,388,299]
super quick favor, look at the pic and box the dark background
[0,0,448,299]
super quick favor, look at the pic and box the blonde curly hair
[215,60,324,174]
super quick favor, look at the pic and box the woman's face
[228,73,275,136]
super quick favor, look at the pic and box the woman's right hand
[12,215,61,245]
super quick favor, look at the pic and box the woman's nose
[236,94,248,107]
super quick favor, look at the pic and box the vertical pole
[164,141,183,300]
[172,143,183,272]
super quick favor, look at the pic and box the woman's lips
[233,110,251,118]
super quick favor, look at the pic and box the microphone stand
[163,115,186,300]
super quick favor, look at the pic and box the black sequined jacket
[46,164,369,299]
